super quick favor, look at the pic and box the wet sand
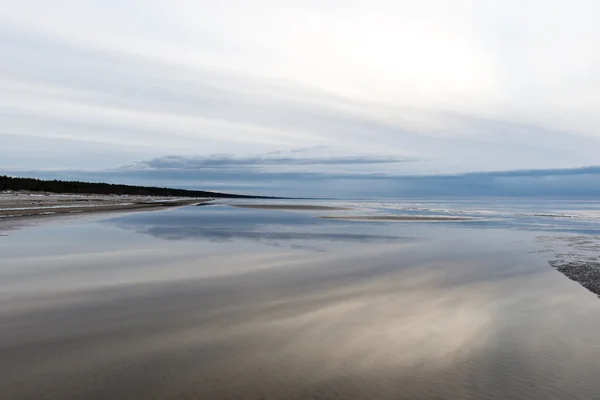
[536,236,600,297]
[2,205,600,399]
[0,192,210,222]
[320,215,475,221]
[231,204,349,211]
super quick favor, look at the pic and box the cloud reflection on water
[3,234,599,399]
[2,207,600,398]
[105,206,417,252]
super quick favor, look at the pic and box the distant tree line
[0,175,271,198]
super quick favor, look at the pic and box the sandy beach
[231,204,349,211]
[0,192,210,221]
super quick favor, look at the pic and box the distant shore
[1,175,273,199]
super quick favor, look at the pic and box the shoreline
[230,204,348,211]
[0,199,206,218]
[319,215,476,222]
[0,192,212,230]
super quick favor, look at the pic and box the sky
[1,0,600,197]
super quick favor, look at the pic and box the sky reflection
[1,205,600,399]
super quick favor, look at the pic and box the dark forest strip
[1,175,274,198]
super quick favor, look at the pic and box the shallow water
[1,200,600,399]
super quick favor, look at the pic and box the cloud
[123,152,416,171]
[458,166,600,178]
[1,0,600,180]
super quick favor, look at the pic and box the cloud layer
[1,0,600,194]
[122,149,416,173]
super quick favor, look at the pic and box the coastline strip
[319,215,475,221]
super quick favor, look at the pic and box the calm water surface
[1,199,600,399]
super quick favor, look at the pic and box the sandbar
[319,215,475,221]
[231,204,349,211]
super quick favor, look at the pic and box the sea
[1,198,599,399]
